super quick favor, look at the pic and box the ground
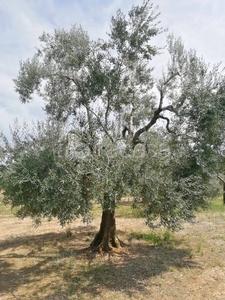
[0,198,225,300]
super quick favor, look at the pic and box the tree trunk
[90,210,122,252]
[223,181,225,205]
[217,176,225,205]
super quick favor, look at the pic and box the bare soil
[0,207,225,299]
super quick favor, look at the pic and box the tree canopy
[0,0,224,251]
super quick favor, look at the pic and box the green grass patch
[0,205,17,216]
[0,202,14,216]
[208,196,225,212]
[130,230,178,246]
[116,202,144,218]
[90,203,102,217]
[0,195,17,216]
[91,201,145,218]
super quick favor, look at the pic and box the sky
[0,0,225,138]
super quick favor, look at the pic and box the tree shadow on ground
[0,225,96,298]
[52,243,199,299]
[0,226,200,299]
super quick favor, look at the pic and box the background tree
[213,88,225,204]
[0,0,224,252]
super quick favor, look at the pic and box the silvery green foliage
[0,121,93,226]
[2,0,224,229]
[120,130,213,231]
[14,1,163,148]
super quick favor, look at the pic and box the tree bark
[90,210,122,252]
[223,181,225,205]
[217,176,225,205]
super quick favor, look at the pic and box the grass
[116,201,145,218]
[208,195,225,212]
[130,230,179,246]
[0,195,17,216]
[91,199,145,219]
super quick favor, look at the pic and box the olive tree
[1,0,224,252]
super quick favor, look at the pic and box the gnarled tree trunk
[90,209,122,252]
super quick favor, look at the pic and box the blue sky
[0,0,224,137]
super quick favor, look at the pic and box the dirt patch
[0,210,225,299]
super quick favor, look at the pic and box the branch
[158,115,176,134]
[132,110,160,147]
[129,105,135,137]
[105,96,110,128]
[83,104,115,143]
[217,175,225,184]
[158,86,164,110]
[164,72,180,86]
[161,105,177,113]
[133,72,179,146]
[157,72,180,110]
[52,73,77,85]
[122,126,133,138]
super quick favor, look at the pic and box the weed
[197,243,203,255]
[188,250,193,259]
[130,230,177,246]
[66,227,73,238]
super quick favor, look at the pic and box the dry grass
[0,197,225,299]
